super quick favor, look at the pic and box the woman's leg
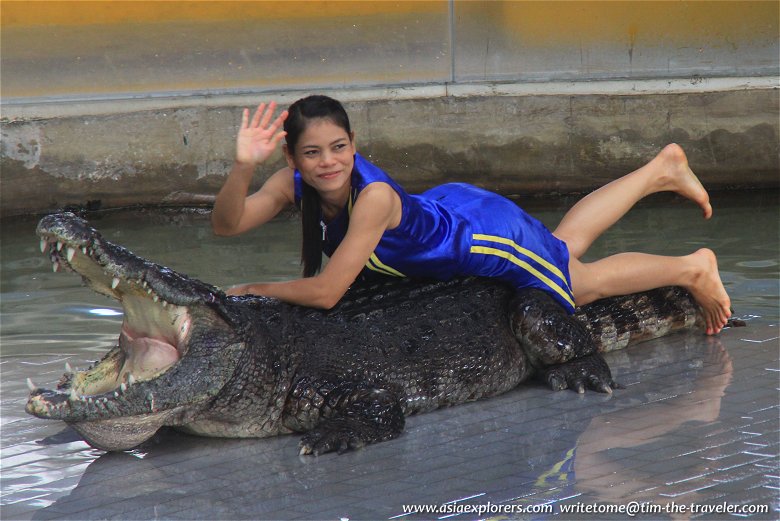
[554,143,712,259]
[569,248,731,335]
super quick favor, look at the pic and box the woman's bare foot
[685,248,731,335]
[653,143,713,219]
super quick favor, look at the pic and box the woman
[212,95,731,335]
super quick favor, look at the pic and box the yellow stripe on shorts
[469,245,575,309]
[472,233,572,292]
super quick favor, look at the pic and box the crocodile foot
[298,388,405,456]
[542,353,621,394]
[299,417,368,455]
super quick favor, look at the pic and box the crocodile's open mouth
[25,215,209,449]
[39,233,190,392]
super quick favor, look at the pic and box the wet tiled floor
[2,319,777,520]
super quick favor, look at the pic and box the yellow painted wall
[0,0,446,26]
[2,1,776,99]
[488,1,778,44]
[4,0,775,44]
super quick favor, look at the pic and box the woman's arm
[213,167,295,236]
[227,183,402,309]
[212,102,291,236]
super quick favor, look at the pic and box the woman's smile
[318,170,342,180]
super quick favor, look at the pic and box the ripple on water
[736,259,779,269]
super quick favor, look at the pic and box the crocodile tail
[573,286,704,353]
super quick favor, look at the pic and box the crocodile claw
[542,353,619,394]
[299,424,365,456]
[547,372,567,392]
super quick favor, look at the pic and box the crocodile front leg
[285,378,405,455]
[510,288,595,365]
[510,288,616,393]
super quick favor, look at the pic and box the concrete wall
[1,1,778,216]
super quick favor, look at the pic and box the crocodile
[26,212,706,454]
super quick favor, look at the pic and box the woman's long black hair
[284,95,352,277]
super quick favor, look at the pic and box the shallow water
[1,190,778,519]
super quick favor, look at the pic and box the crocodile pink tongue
[120,330,179,375]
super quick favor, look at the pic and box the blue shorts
[423,183,576,313]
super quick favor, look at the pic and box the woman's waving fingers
[235,102,288,166]
[245,102,286,133]
[259,101,277,128]
[268,110,289,134]
[250,102,267,129]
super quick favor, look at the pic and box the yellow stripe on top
[366,253,405,277]
[348,187,356,215]
[472,233,571,291]
[348,186,405,278]
[469,245,575,309]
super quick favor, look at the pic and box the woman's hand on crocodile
[225,284,252,297]
[236,102,288,167]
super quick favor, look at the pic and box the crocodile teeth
[56,241,63,251]
[153,295,159,303]
[66,247,76,262]
[120,382,127,393]
[127,374,136,386]
[26,378,37,392]
[40,239,48,253]
[52,262,60,273]
[70,387,79,401]
[111,277,120,289]
[65,362,73,373]
[81,246,88,254]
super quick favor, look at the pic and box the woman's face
[286,118,355,197]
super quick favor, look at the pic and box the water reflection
[573,340,734,505]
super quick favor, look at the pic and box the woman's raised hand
[236,102,288,166]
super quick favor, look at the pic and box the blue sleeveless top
[294,153,575,312]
